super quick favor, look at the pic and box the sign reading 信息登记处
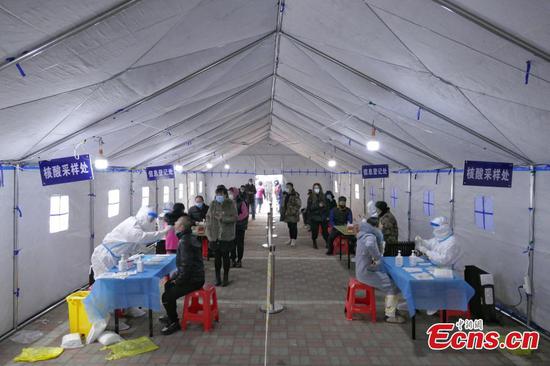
[146,165,175,181]
[463,161,513,188]
[39,154,94,186]
[362,164,389,179]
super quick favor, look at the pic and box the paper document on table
[403,267,423,273]
[411,272,434,280]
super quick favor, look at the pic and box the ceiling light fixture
[367,123,380,152]
[94,138,109,170]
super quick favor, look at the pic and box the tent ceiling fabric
[1,0,549,170]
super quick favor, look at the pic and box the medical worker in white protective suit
[355,206,405,324]
[87,207,170,339]
[415,216,462,269]
[91,206,170,276]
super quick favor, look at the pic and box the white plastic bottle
[136,258,143,273]
[395,250,403,267]
[118,254,127,272]
[409,250,417,267]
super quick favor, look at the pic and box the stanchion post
[261,203,284,314]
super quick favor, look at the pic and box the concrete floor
[1,214,549,365]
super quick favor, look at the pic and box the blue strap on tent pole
[280,1,285,12]
[435,169,440,185]
[0,163,3,187]
[5,57,26,77]
[525,60,532,85]
[416,107,421,120]
[14,206,22,217]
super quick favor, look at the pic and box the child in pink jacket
[164,203,186,254]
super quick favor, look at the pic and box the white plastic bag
[86,318,107,345]
[61,333,84,349]
[97,331,123,346]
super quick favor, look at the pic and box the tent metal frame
[432,0,550,63]
[277,76,451,168]
[0,0,143,73]
[108,74,273,160]
[19,31,275,161]
[281,32,533,165]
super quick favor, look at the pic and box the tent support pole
[381,178,385,202]
[129,171,134,215]
[432,0,550,63]
[527,165,536,325]
[279,34,532,165]
[12,165,20,330]
[173,175,177,206]
[89,179,95,259]
[349,172,353,211]
[449,168,456,231]
[407,172,412,242]
[154,180,159,214]
[362,179,366,216]
[185,173,190,211]
[0,0,142,73]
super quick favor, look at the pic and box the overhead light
[174,164,183,173]
[440,5,455,13]
[224,164,230,170]
[367,124,380,152]
[94,138,109,170]
[206,162,213,169]
[328,159,336,168]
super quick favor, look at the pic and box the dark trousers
[162,279,204,322]
[249,198,256,219]
[287,222,298,239]
[231,229,246,263]
[327,229,340,251]
[310,220,329,243]
[214,241,232,277]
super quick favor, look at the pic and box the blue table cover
[382,257,474,317]
[84,255,176,322]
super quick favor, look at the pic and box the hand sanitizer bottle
[395,250,403,267]
[409,250,417,267]
[136,258,143,273]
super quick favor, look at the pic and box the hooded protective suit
[367,200,378,218]
[415,216,461,268]
[91,207,169,276]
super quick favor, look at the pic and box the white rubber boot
[290,239,296,247]
[285,239,292,245]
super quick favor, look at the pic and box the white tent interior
[1,0,550,339]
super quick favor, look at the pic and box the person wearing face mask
[229,187,249,267]
[244,178,257,220]
[91,207,170,277]
[159,215,205,335]
[375,201,399,245]
[415,216,461,268]
[306,183,329,249]
[324,191,337,212]
[188,196,209,224]
[273,180,282,212]
[281,182,302,247]
[326,196,353,255]
[355,219,405,324]
[163,203,186,254]
[206,186,237,286]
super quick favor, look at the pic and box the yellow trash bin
[66,291,92,337]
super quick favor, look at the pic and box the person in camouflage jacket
[375,201,399,244]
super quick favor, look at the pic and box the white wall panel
[386,173,411,241]
[0,169,14,335]
[17,169,90,322]
[93,171,131,247]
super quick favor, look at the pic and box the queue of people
[91,176,461,334]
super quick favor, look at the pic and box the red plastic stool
[201,237,209,260]
[333,236,349,255]
[440,307,471,322]
[345,278,376,322]
[181,284,219,332]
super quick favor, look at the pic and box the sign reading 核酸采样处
[39,155,94,186]
[463,161,513,188]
